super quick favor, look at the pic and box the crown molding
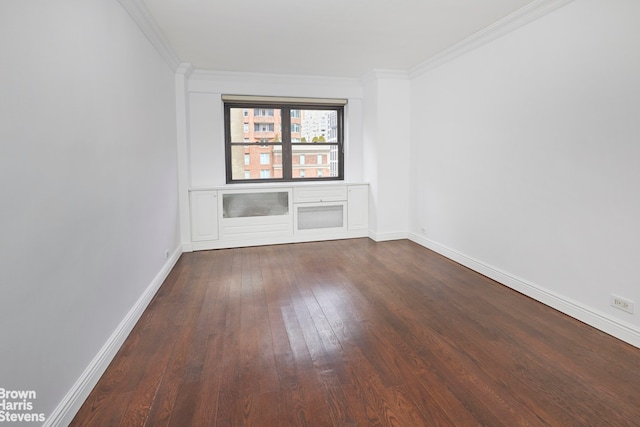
[117,0,180,71]
[176,62,194,77]
[409,0,576,78]
[361,69,410,83]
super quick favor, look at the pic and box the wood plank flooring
[71,239,640,426]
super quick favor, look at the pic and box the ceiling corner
[117,0,181,71]
[409,0,576,78]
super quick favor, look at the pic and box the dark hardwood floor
[71,239,640,426]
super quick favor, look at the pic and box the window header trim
[222,94,347,106]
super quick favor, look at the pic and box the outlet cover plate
[610,295,634,314]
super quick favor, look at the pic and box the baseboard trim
[369,231,409,242]
[189,231,370,251]
[44,246,183,427]
[409,233,640,349]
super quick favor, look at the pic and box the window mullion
[282,107,292,180]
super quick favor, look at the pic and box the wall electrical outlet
[610,295,634,314]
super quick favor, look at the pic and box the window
[244,154,250,165]
[254,108,274,117]
[254,123,274,132]
[224,96,345,183]
[244,171,250,179]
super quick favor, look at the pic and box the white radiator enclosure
[188,183,369,250]
[296,204,346,232]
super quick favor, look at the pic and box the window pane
[292,145,338,178]
[230,145,282,180]
[229,107,282,143]
[293,109,339,143]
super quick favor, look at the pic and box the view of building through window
[226,106,341,181]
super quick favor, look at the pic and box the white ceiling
[142,0,540,78]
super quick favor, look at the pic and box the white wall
[362,71,411,240]
[409,0,640,344]
[362,74,380,233]
[183,70,413,244]
[0,0,179,422]
[186,71,364,188]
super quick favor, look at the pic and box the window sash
[224,101,344,183]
